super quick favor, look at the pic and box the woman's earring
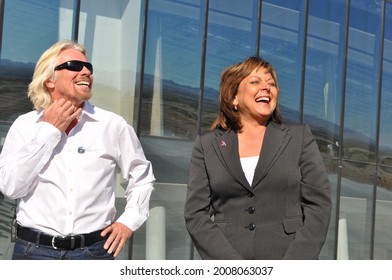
[234,105,238,111]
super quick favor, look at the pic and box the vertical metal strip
[196,0,209,136]
[299,0,309,124]
[72,0,81,42]
[334,0,350,260]
[255,0,262,56]
[127,0,150,258]
[0,0,5,58]
[135,0,149,137]
[370,0,386,260]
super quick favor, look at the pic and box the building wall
[0,0,392,260]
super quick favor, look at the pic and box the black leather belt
[16,226,105,250]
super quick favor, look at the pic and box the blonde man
[0,40,155,260]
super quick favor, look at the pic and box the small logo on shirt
[77,147,85,154]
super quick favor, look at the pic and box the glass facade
[1,0,392,260]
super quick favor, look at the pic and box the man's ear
[45,79,55,90]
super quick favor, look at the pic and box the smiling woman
[211,57,281,133]
[233,65,278,127]
[184,56,332,260]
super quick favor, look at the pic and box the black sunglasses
[54,60,93,74]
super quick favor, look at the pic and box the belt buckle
[51,235,61,249]
[52,235,76,250]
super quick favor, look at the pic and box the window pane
[139,0,203,182]
[201,0,259,134]
[77,0,147,260]
[339,160,375,259]
[374,165,392,259]
[140,0,202,139]
[0,0,65,141]
[320,158,339,260]
[138,0,204,259]
[79,0,141,127]
[304,0,346,158]
[260,0,305,123]
[375,1,392,260]
[379,1,392,181]
[343,0,383,163]
[0,0,70,260]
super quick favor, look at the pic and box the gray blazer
[184,121,332,259]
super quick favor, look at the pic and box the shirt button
[247,207,255,214]
[246,223,256,231]
[68,211,72,215]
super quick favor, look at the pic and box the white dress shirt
[0,101,155,236]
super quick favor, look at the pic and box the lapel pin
[220,140,226,147]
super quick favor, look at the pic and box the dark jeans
[12,238,114,260]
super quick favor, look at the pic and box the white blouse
[240,156,259,186]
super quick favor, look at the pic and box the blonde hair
[28,40,87,110]
[211,56,281,132]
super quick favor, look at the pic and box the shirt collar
[82,101,99,121]
[34,101,99,123]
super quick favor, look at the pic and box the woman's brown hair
[211,56,282,132]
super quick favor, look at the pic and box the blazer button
[247,207,255,214]
[247,192,254,197]
[246,223,256,231]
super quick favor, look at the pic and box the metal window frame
[0,0,5,58]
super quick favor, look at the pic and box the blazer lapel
[212,130,251,189]
[252,122,291,187]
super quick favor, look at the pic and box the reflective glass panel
[1,0,63,137]
[201,0,259,134]
[79,0,141,126]
[339,160,375,259]
[375,0,392,260]
[319,158,339,260]
[304,0,346,158]
[260,0,305,124]
[140,0,202,139]
[379,1,392,183]
[138,0,204,260]
[0,0,68,260]
[374,164,392,259]
[139,0,203,186]
[343,0,383,163]
[139,0,204,185]
[78,0,145,260]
